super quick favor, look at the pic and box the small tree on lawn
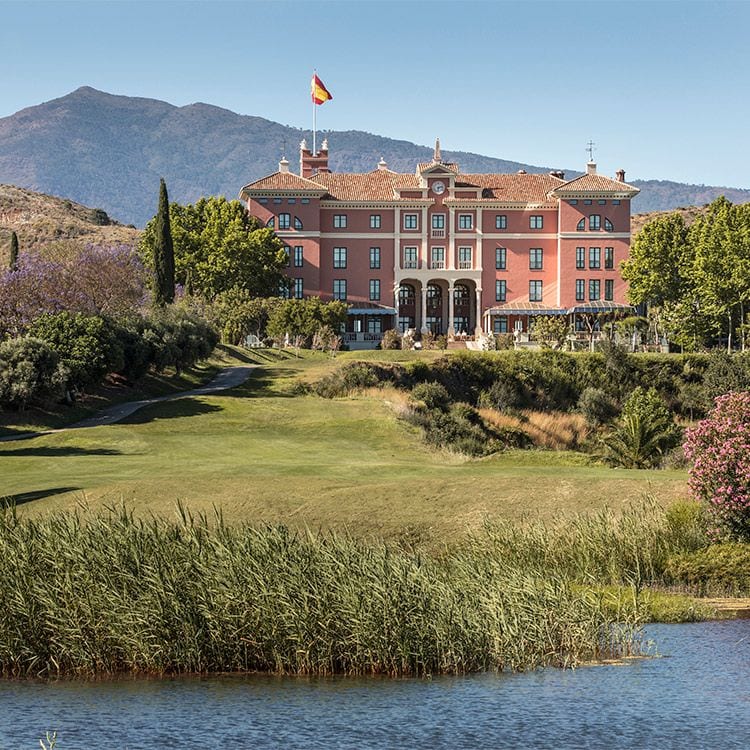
[684,391,750,541]
[153,178,175,306]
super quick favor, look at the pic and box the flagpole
[312,69,317,156]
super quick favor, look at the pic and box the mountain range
[1,87,749,228]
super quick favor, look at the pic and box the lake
[1,620,748,749]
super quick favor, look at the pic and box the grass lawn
[0,349,688,540]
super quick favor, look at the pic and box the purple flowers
[684,391,750,540]
[0,244,148,336]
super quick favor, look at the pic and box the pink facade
[239,142,639,344]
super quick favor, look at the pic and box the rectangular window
[576,246,585,269]
[301,198,310,204]
[293,246,303,268]
[569,200,578,205]
[333,214,347,228]
[589,279,600,301]
[598,200,606,206]
[493,316,508,334]
[333,279,347,301]
[495,279,507,302]
[288,198,296,205]
[368,318,383,334]
[278,213,291,230]
[431,214,445,229]
[529,215,543,229]
[584,199,592,205]
[458,214,473,230]
[495,214,507,230]
[403,246,417,269]
[612,200,621,206]
[589,214,601,230]
[283,245,291,267]
[529,248,543,270]
[605,247,614,269]
[576,279,585,301]
[273,198,282,205]
[605,279,614,301]
[333,247,347,269]
[589,247,601,269]
[369,247,381,269]
[458,246,472,269]
[496,247,507,270]
[404,213,418,230]
[258,198,268,204]
[370,214,381,229]
[529,280,543,302]
[293,278,303,299]
[431,246,445,269]
[369,279,381,301]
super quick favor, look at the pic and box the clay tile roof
[453,173,566,202]
[241,171,326,193]
[418,162,459,174]
[313,171,420,201]
[552,173,639,195]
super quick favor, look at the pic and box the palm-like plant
[601,413,672,469]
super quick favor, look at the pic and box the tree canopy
[140,196,288,301]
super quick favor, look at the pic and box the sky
[2,0,749,188]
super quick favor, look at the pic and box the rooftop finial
[434,137,441,163]
[586,139,596,163]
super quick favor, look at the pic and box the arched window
[266,216,275,228]
[278,213,291,230]
[577,218,585,231]
[427,284,442,310]
[398,284,416,306]
[604,218,613,232]
[294,216,303,230]
[453,283,470,304]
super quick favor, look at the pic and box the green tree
[208,288,279,344]
[266,297,348,346]
[8,231,19,270]
[152,179,175,306]
[140,196,288,300]
[531,315,568,349]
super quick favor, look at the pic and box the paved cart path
[0,366,256,443]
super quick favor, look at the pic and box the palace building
[239,139,639,348]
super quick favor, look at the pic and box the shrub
[380,329,401,350]
[411,382,451,411]
[700,353,750,411]
[0,337,60,410]
[478,377,525,412]
[27,312,124,393]
[142,308,218,374]
[684,391,750,541]
[578,387,618,426]
[313,362,381,398]
[664,543,750,596]
[494,333,514,350]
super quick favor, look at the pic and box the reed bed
[0,503,699,679]
[479,408,591,450]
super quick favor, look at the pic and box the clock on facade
[432,181,446,195]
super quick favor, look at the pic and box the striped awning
[347,303,397,316]
[484,302,566,317]
[567,302,635,314]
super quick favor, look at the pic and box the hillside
[0,184,140,264]
[2,87,749,226]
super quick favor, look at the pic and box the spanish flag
[311,73,333,105]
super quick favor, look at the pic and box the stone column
[475,287,483,335]
[448,281,456,338]
[421,284,429,333]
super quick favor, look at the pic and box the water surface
[1,621,749,749]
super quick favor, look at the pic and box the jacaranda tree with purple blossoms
[684,391,750,541]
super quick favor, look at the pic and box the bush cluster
[0,309,218,411]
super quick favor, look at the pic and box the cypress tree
[8,231,18,270]
[153,178,175,305]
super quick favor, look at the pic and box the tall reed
[0,502,695,679]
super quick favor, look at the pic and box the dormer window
[589,215,601,230]
[278,213,291,230]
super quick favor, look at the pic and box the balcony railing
[431,228,446,238]
[403,260,418,269]
[342,332,384,343]
[458,260,473,269]
[431,260,445,270]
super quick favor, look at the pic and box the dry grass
[480,408,592,450]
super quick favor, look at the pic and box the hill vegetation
[1,87,749,226]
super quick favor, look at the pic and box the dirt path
[0,366,257,443]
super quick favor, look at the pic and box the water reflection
[1,621,749,749]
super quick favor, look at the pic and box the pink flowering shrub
[684,391,750,540]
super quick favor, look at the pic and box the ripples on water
[1,621,749,749]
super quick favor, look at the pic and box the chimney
[586,161,597,175]
[300,138,330,178]
[615,169,625,182]
[550,170,565,179]
[377,157,388,171]
[279,157,290,173]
